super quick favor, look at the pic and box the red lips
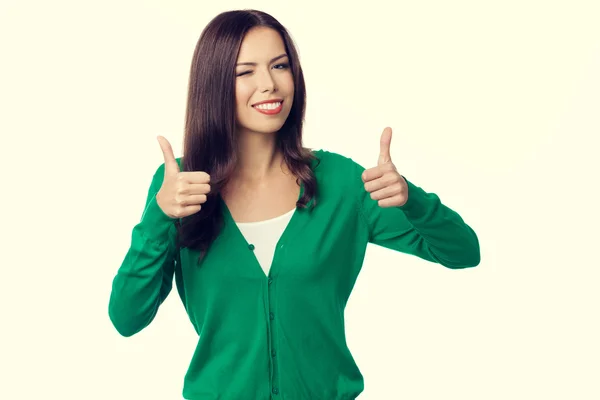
[252,99,284,115]
[252,98,284,106]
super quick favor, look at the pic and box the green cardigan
[108,149,480,400]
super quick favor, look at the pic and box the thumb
[378,127,393,165]
[157,136,180,176]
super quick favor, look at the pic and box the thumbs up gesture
[361,127,408,208]
[155,136,211,219]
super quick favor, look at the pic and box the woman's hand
[155,136,211,219]
[361,127,409,208]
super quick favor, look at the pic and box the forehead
[237,27,287,62]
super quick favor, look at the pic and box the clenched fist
[155,136,211,219]
[361,127,409,208]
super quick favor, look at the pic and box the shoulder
[310,149,366,193]
[311,148,365,174]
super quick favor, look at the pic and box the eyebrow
[236,53,289,67]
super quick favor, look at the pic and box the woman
[108,9,480,400]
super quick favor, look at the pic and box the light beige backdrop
[1,0,599,399]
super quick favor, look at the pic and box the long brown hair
[176,9,317,257]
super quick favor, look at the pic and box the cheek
[235,81,254,106]
[282,74,295,95]
[235,83,254,118]
[272,72,294,97]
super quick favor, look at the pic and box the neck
[232,129,285,184]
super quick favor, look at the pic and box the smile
[253,101,283,115]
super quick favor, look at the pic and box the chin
[253,124,286,135]
[249,118,290,134]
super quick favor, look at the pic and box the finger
[172,205,202,218]
[369,184,403,201]
[364,174,396,193]
[378,127,393,166]
[361,163,394,183]
[176,194,208,207]
[177,171,211,184]
[178,183,211,195]
[378,194,407,208]
[157,136,180,176]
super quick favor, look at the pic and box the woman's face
[234,27,295,136]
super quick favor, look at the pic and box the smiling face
[234,26,295,136]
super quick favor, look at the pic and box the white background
[1,0,599,399]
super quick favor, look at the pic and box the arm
[108,163,178,337]
[355,160,481,269]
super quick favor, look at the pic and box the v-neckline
[220,182,305,280]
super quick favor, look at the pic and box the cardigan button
[248,244,255,250]
[269,312,275,320]
[272,387,279,395]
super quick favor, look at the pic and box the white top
[236,208,296,276]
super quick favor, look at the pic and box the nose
[258,69,277,93]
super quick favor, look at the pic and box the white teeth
[255,102,281,110]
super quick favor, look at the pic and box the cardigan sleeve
[108,162,179,337]
[353,160,480,269]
